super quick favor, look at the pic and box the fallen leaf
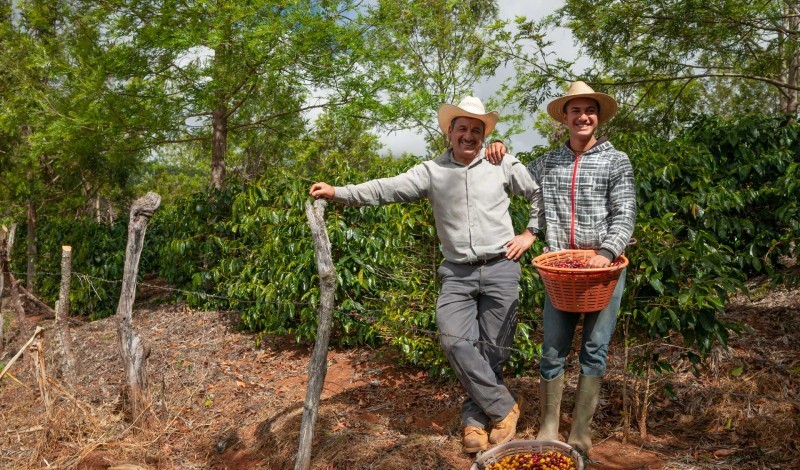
[713,448,736,458]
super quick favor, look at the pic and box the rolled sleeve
[507,157,544,232]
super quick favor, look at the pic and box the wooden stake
[9,276,30,339]
[1,225,8,353]
[56,246,77,382]
[0,325,44,382]
[0,224,15,352]
[117,192,160,430]
[296,200,337,470]
[29,339,51,415]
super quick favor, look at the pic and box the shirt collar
[447,148,486,167]
[563,136,610,155]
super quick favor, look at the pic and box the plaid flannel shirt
[527,139,636,259]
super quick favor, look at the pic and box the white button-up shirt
[333,149,544,263]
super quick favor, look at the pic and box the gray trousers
[436,257,520,428]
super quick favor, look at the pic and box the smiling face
[562,97,599,149]
[448,116,485,163]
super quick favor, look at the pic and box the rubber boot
[568,374,601,453]
[536,373,564,440]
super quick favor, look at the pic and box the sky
[376,0,585,157]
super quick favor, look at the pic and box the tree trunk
[117,192,161,430]
[787,4,799,116]
[211,105,228,190]
[26,198,36,292]
[296,200,337,470]
[56,246,77,382]
[779,4,799,116]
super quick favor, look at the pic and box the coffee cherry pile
[547,257,624,269]
[485,450,576,470]
[549,258,588,269]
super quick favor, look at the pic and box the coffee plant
[14,114,799,377]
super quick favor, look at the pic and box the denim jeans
[539,268,627,380]
[436,257,521,427]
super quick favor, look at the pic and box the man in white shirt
[310,97,544,452]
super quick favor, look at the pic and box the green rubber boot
[536,374,564,441]
[568,374,601,453]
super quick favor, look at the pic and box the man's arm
[485,141,508,164]
[309,163,430,207]
[503,157,545,260]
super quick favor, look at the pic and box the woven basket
[533,249,628,313]
[470,439,584,470]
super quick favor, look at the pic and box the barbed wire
[5,269,799,408]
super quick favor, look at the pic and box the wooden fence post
[55,246,77,382]
[295,200,337,470]
[0,224,16,352]
[117,192,160,430]
[29,339,51,415]
[1,226,7,352]
[9,277,30,339]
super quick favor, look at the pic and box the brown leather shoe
[489,398,523,445]
[463,426,489,453]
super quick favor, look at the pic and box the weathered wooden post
[296,199,337,470]
[55,246,77,382]
[0,226,7,352]
[29,339,51,415]
[117,192,160,430]
[9,276,30,339]
[0,224,16,352]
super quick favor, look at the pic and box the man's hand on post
[309,182,335,200]
[485,141,508,165]
[504,231,536,261]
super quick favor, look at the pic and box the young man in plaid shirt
[488,81,636,457]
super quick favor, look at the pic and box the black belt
[464,254,505,266]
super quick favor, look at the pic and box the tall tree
[103,0,370,189]
[1,0,162,289]
[560,0,799,119]
[359,0,506,154]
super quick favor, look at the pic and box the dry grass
[1,283,798,469]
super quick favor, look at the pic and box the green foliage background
[11,115,800,376]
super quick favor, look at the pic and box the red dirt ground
[1,281,798,469]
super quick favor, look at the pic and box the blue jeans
[539,268,627,380]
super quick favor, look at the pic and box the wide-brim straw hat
[438,96,499,137]
[547,81,618,124]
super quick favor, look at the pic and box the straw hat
[546,81,618,124]
[437,96,499,137]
